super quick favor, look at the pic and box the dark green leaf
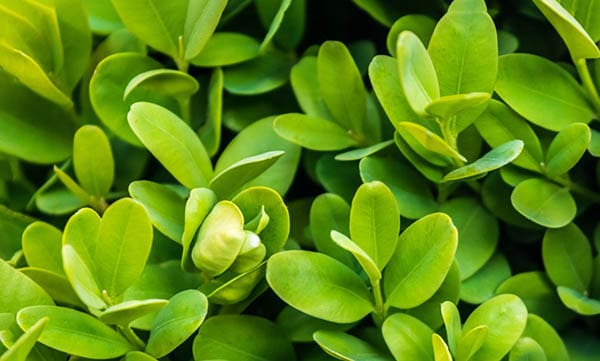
[461,253,512,304]
[511,178,576,228]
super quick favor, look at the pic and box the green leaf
[475,100,544,172]
[318,41,368,134]
[19,268,82,307]
[273,113,358,151]
[309,193,355,268]
[510,178,576,228]
[73,125,114,197]
[440,197,499,280]
[521,314,570,361]
[397,122,467,166]
[95,198,153,299]
[202,262,265,304]
[183,0,228,59]
[22,222,63,275]
[461,253,512,304]
[199,68,223,157]
[384,213,458,309]
[62,208,105,310]
[193,315,296,361]
[259,0,292,51]
[191,201,246,276]
[496,272,573,329]
[90,53,177,146]
[81,0,123,34]
[146,290,208,358]
[545,123,591,176]
[316,154,363,203]
[496,53,595,131]
[255,0,305,50]
[0,42,72,109]
[382,313,434,361]
[330,230,381,283]
[124,69,199,100]
[181,188,217,272]
[232,186,290,255]
[191,32,260,67]
[349,181,399,270]
[335,140,394,161]
[387,15,436,57]
[223,48,294,95]
[0,260,53,314]
[427,0,498,132]
[543,223,593,292]
[291,56,332,119]
[441,301,462,355]
[369,55,438,134]
[17,305,133,358]
[266,250,373,323]
[313,330,393,361]
[532,0,600,59]
[425,93,491,120]
[443,140,524,182]
[456,325,488,361]
[557,286,600,315]
[396,31,439,116]
[0,204,34,261]
[559,0,600,42]
[394,132,445,183]
[215,116,301,195]
[99,299,168,326]
[405,262,461,330]
[462,294,528,361]
[129,180,185,243]
[509,338,547,361]
[128,102,213,188]
[0,317,48,361]
[210,151,284,199]
[432,334,453,361]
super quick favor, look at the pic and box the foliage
[1,0,600,360]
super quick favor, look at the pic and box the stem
[176,35,189,73]
[119,325,146,350]
[575,58,600,115]
[177,97,192,125]
[371,279,386,327]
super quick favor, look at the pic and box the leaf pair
[267,181,458,324]
[62,198,153,309]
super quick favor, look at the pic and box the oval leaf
[124,69,199,100]
[382,313,434,361]
[557,286,600,315]
[314,330,393,361]
[22,222,63,275]
[128,102,213,189]
[349,181,400,270]
[273,113,358,151]
[146,290,208,358]
[267,250,373,323]
[496,53,595,131]
[384,213,458,309]
[98,299,168,326]
[191,32,260,67]
[462,294,528,361]
[426,92,491,120]
[545,122,591,176]
[396,31,439,116]
[510,178,576,228]
[95,198,153,299]
[397,122,467,165]
[17,305,133,359]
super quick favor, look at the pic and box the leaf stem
[575,58,600,115]
[119,325,146,350]
[371,279,386,326]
